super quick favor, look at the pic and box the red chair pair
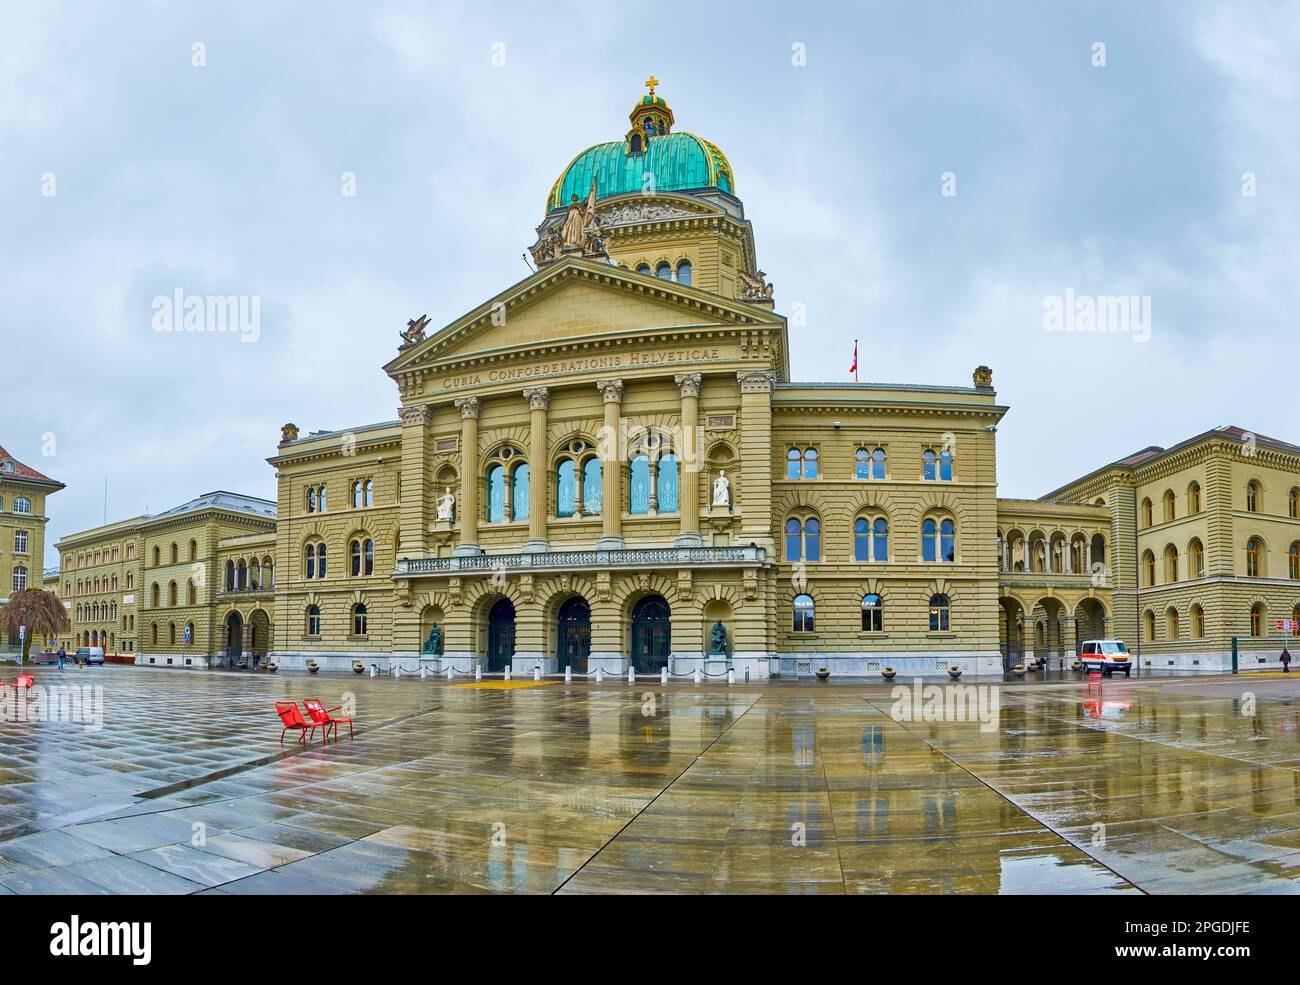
[274,699,354,745]
[7,674,35,690]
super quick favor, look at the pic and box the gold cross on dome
[644,75,659,95]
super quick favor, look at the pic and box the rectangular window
[14,530,28,555]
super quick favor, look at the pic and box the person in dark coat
[1282,647,1292,674]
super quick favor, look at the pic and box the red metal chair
[302,699,353,742]
[10,675,35,689]
[275,701,319,745]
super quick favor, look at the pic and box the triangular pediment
[384,257,782,377]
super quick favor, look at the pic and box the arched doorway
[225,612,244,666]
[556,596,591,672]
[1075,598,1107,649]
[631,595,671,673]
[249,609,271,668]
[486,598,516,672]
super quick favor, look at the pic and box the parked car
[75,646,105,666]
[1079,639,1131,677]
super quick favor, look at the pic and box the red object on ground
[303,698,353,742]
[10,675,35,689]
[275,701,319,745]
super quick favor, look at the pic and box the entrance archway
[486,598,516,672]
[225,611,244,665]
[630,595,671,673]
[1075,598,1107,648]
[556,596,591,672]
[249,609,271,667]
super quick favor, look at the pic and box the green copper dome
[547,132,735,212]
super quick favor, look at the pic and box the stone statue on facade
[739,269,775,300]
[712,470,731,508]
[422,623,443,656]
[399,313,430,349]
[710,620,728,655]
[436,486,455,522]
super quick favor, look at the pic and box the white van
[74,646,105,666]
[1079,639,1131,677]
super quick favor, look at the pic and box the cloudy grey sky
[4,0,1298,566]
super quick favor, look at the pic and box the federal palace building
[12,84,1300,677]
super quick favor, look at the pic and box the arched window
[872,517,889,561]
[168,581,177,606]
[152,546,161,566]
[168,623,176,646]
[307,487,317,512]
[352,604,368,636]
[939,450,954,481]
[861,594,883,632]
[854,518,870,562]
[1163,490,1175,522]
[352,480,364,508]
[658,453,679,514]
[187,580,196,605]
[556,459,577,517]
[786,447,818,479]
[1167,607,1180,641]
[151,623,158,645]
[1188,482,1201,514]
[13,496,31,514]
[170,543,178,564]
[151,583,160,607]
[922,450,937,480]
[1142,550,1156,586]
[1289,542,1300,580]
[306,605,321,636]
[1246,481,1260,513]
[1291,488,1300,519]
[629,454,651,514]
[583,458,602,516]
[350,538,374,577]
[365,480,374,507]
[487,464,507,523]
[655,261,672,280]
[922,517,955,563]
[1164,545,1179,583]
[225,559,235,589]
[784,516,820,562]
[855,449,870,479]
[792,594,815,632]
[675,260,692,286]
[304,541,326,579]
[1191,604,1205,639]
[1141,498,1153,527]
[635,263,651,275]
[928,594,950,631]
[1250,604,1264,638]
[1246,538,1263,577]
[189,540,197,562]
[1144,609,1156,640]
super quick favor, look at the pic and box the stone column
[596,379,624,549]
[397,404,430,559]
[674,373,702,547]
[453,396,481,556]
[1085,538,1093,573]
[737,370,777,552]
[1002,538,1010,572]
[1023,541,1031,573]
[1063,616,1078,664]
[522,387,550,552]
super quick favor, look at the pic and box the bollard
[504,665,512,681]
[534,665,541,681]
[475,664,483,682]
[420,665,427,680]
[369,665,377,678]
[628,666,635,684]
[446,665,453,680]
[596,667,604,684]
[727,668,735,685]
[744,666,750,683]
[694,668,702,685]
[565,665,572,682]
[661,667,668,685]
[393,665,400,679]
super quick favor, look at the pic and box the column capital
[398,404,429,427]
[454,396,481,420]
[674,373,702,399]
[522,386,551,411]
[736,369,777,394]
[596,379,625,403]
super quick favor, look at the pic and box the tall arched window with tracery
[921,516,955,563]
[785,516,820,562]
[1246,537,1263,577]
[486,446,526,523]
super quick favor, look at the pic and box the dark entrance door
[226,612,243,667]
[486,598,516,672]
[631,595,671,673]
[556,596,591,672]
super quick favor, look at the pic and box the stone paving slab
[5,665,1300,892]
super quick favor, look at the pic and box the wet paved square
[3,666,1300,893]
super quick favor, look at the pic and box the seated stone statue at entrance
[422,623,443,655]
[710,619,728,654]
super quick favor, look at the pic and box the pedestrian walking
[1282,646,1291,674]
[56,644,65,670]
